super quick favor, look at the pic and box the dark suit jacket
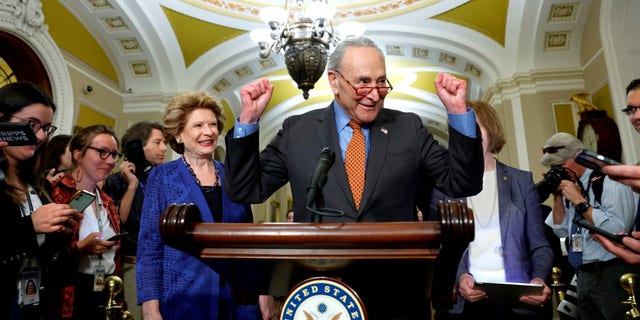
[225,104,484,223]
[224,104,483,318]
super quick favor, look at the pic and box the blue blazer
[136,159,259,320]
[437,160,553,314]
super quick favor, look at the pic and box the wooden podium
[159,201,474,315]
[160,202,473,259]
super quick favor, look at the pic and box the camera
[536,165,571,201]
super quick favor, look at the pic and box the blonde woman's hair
[162,91,225,154]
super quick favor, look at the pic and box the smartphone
[574,148,621,170]
[68,190,96,212]
[573,218,640,254]
[0,122,37,146]
[106,232,129,241]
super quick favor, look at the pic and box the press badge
[93,264,106,292]
[19,267,40,306]
[572,232,583,253]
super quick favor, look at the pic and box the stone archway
[0,0,73,133]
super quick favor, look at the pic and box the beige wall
[65,59,166,157]
[522,91,576,180]
[66,66,122,133]
[581,0,602,65]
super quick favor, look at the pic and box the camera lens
[536,166,569,201]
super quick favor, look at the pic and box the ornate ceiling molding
[187,0,442,22]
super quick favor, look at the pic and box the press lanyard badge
[93,263,106,292]
[19,267,40,306]
[93,189,107,292]
[572,229,583,253]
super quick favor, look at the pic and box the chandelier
[251,0,364,99]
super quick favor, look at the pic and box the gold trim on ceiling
[118,38,142,53]
[84,0,114,11]
[129,61,151,77]
[544,31,571,51]
[162,6,246,68]
[433,0,508,46]
[101,16,129,31]
[183,0,444,23]
[549,3,580,23]
[42,0,119,82]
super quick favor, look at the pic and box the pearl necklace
[182,157,220,192]
[469,162,498,229]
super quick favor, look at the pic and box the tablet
[475,281,544,305]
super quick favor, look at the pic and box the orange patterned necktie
[345,120,366,209]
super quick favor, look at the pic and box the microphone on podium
[305,147,344,222]
[305,147,334,209]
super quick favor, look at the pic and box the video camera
[536,165,572,201]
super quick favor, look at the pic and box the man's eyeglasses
[334,71,393,97]
[11,116,57,136]
[622,105,640,116]
[542,146,565,154]
[87,146,122,161]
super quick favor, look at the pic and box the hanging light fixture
[251,0,365,99]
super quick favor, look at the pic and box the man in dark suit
[224,37,484,319]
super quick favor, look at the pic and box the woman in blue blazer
[137,91,274,320]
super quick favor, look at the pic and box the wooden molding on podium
[159,200,474,260]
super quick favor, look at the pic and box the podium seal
[279,277,367,320]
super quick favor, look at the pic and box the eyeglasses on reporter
[542,146,565,154]
[11,115,57,136]
[87,146,122,161]
[622,105,640,116]
[333,70,393,97]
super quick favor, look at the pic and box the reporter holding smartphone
[50,125,123,319]
[594,165,640,264]
[541,132,639,320]
[592,78,640,265]
[0,82,80,319]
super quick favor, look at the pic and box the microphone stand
[307,206,345,223]
[305,147,344,223]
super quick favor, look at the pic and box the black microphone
[305,147,335,209]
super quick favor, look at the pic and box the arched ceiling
[44,0,590,146]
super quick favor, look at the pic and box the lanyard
[92,187,105,233]
[20,186,35,218]
[92,187,106,262]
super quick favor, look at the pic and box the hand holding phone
[68,190,96,212]
[574,148,621,171]
[106,232,129,241]
[0,122,37,146]
[573,218,640,253]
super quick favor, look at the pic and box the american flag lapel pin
[381,127,388,135]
